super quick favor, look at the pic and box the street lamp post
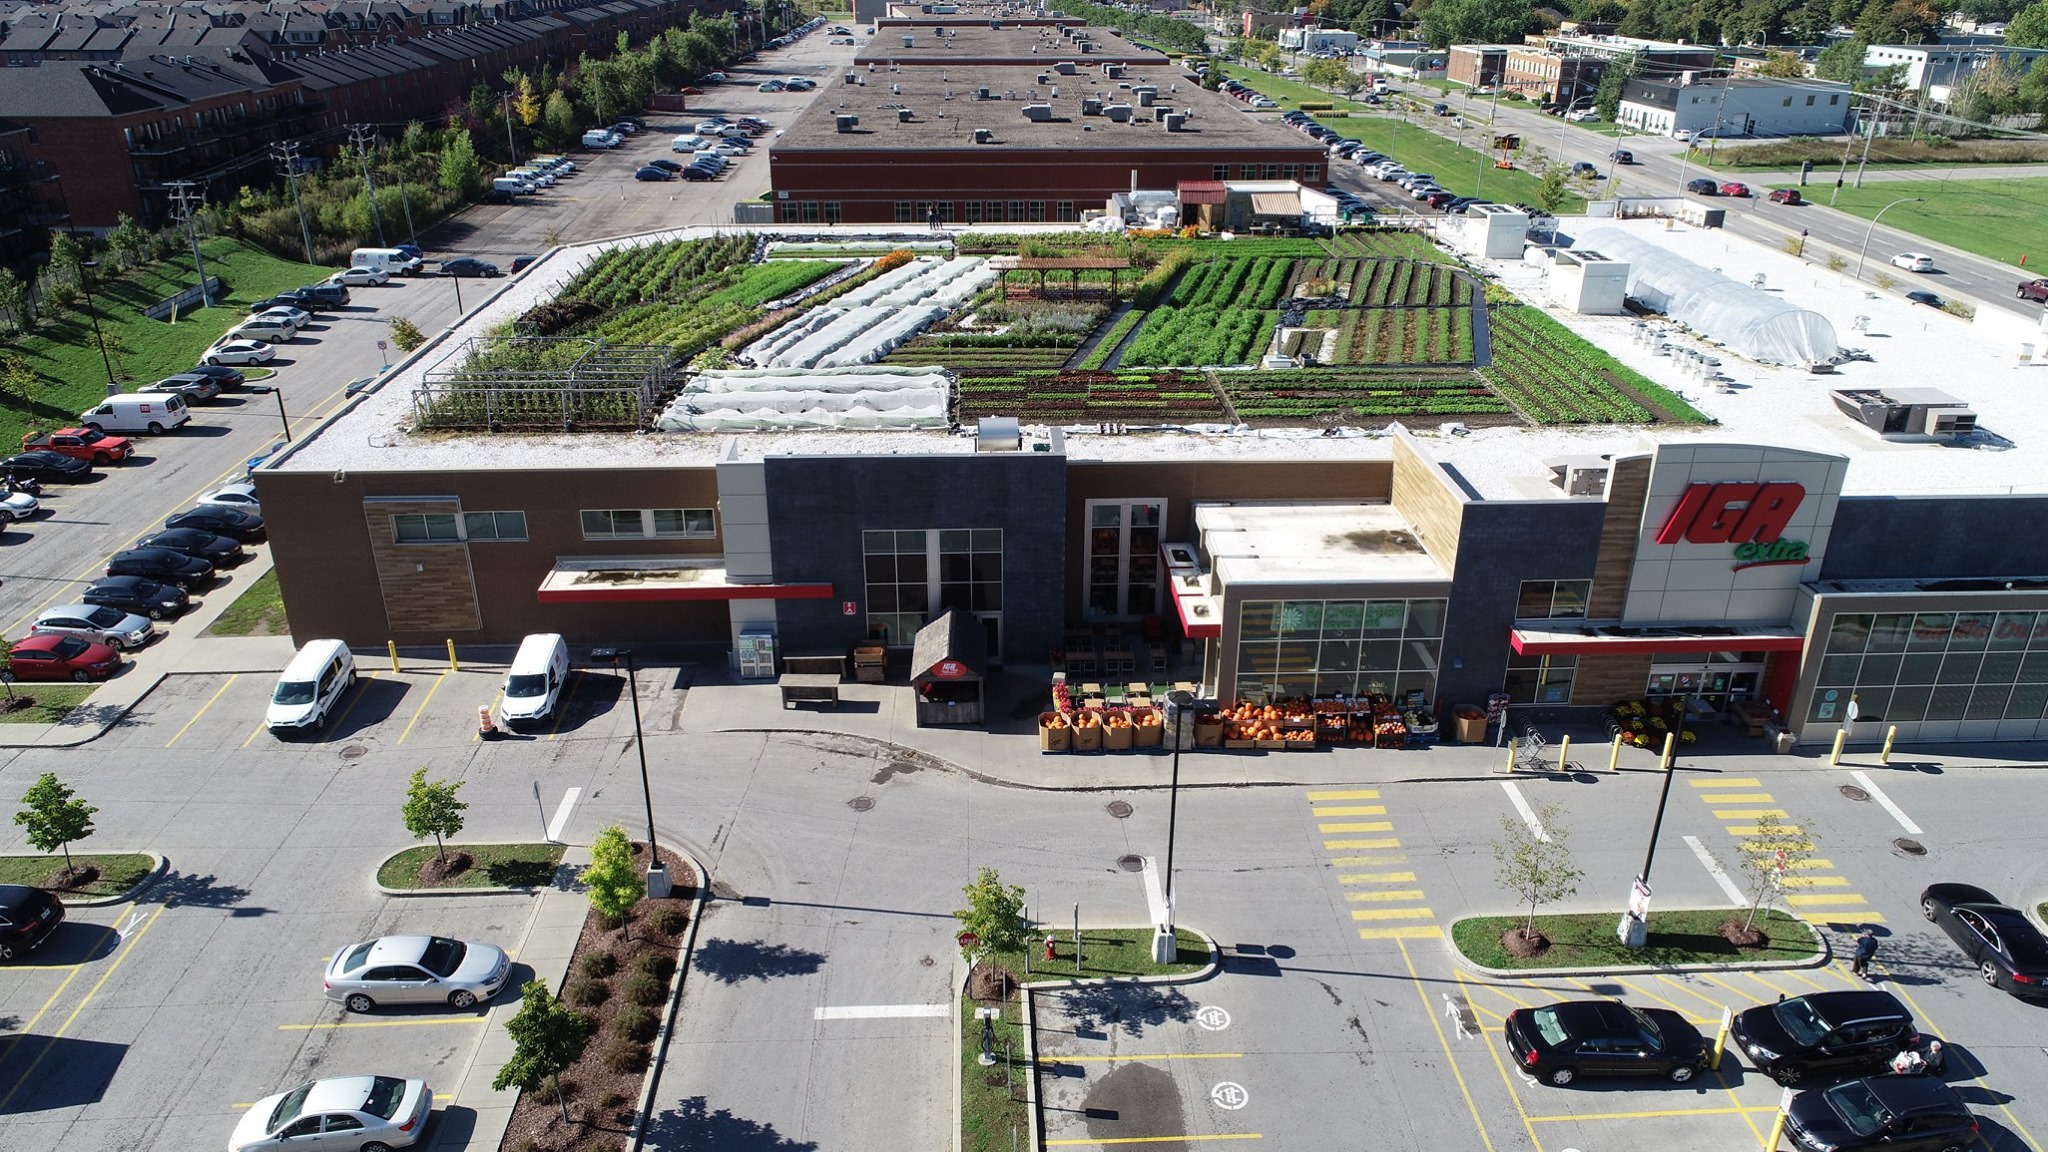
[247,385,292,441]
[1557,96,1594,165]
[1854,197,1924,282]
[1154,690,1197,964]
[592,647,669,898]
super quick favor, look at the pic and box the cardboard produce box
[1104,712,1135,751]
[1072,710,1105,752]
[1039,712,1071,752]
[1133,709,1164,748]
[1194,716,1225,748]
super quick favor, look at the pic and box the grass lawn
[1452,908,1821,971]
[1343,118,1588,211]
[961,993,1029,1152]
[0,238,331,449]
[1775,178,2048,268]
[0,851,154,895]
[206,570,288,637]
[377,842,565,890]
[0,684,97,724]
[994,925,1209,983]
[1211,62,1370,113]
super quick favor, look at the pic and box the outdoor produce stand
[910,611,985,727]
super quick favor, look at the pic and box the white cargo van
[499,633,570,728]
[491,176,534,196]
[267,639,356,733]
[78,392,190,435]
[582,128,621,148]
[350,247,423,277]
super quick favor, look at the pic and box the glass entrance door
[1085,499,1164,620]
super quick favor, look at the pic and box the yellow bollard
[1764,1108,1788,1151]
[446,639,459,671]
[388,641,402,673]
[1829,727,1846,766]
[1608,733,1623,773]
[1660,730,1675,770]
[1711,1005,1732,1070]
[1502,737,1518,774]
[1555,734,1571,773]
[1881,724,1897,765]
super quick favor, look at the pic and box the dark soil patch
[1718,919,1771,949]
[416,851,474,886]
[0,697,35,715]
[500,845,697,1152]
[968,960,1017,1004]
[1499,928,1551,958]
[45,864,100,891]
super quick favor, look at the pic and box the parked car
[166,505,266,543]
[1249,96,1278,109]
[31,603,154,651]
[185,364,247,390]
[19,426,131,464]
[253,305,312,329]
[1730,990,1917,1085]
[757,79,787,91]
[784,77,816,91]
[204,339,275,366]
[251,290,337,314]
[294,282,351,306]
[331,266,392,286]
[135,527,246,566]
[1571,161,1602,178]
[325,934,512,1012]
[1905,290,1944,308]
[0,885,65,960]
[1566,107,1600,121]
[0,489,39,523]
[1424,190,1458,209]
[81,575,188,620]
[151,373,223,404]
[679,165,715,182]
[1768,188,1803,205]
[105,546,215,590]
[198,482,260,512]
[1920,883,2048,993]
[1504,1000,1707,1086]
[441,258,501,278]
[510,255,538,274]
[1432,102,1451,115]
[1719,182,1752,197]
[229,1076,433,1152]
[635,165,677,181]
[647,158,684,173]
[7,633,121,682]
[1610,148,1634,163]
[1891,252,1937,273]
[0,451,91,483]
[1783,1075,1977,1152]
[1685,178,1719,195]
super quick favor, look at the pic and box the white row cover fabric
[654,367,951,431]
[1577,227,1840,366]
[736,257,995,369]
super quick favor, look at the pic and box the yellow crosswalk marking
[1337,871,1416,884]
[1358,925,1444,940]
[1352,907,1435,921]
[1346,889,1428,903]
[1312,805,1387,817]
[1319,821,1395,834]
[1692,777,1761,788]
[1786,893,1868,908]
[1329,855,1407,866]
[1785,859,1834,869]
[1729,825,1803,836]
[1780,875,1850,888]
[1714,809,1788,820]
[1307,789,1380,801]
[1698,793,1776,804]
[1325,838,1401,850]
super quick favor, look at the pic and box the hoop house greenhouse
[1577,228,1840,367]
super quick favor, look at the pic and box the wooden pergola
[984,256,1133,298]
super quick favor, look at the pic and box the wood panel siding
[1389,432,1465,574]
[1587,454,1650,620]
[364,497,481,633]
[1571,651,1654,705]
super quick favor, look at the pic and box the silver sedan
[324,935,509,1013]
[228,1075,430,1151]
[31,603,154,650]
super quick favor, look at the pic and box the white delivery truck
[78,392,191,435]
[350,247,424,277]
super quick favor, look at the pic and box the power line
[164,181,214,309]
[268,139,317,266]
[347,124,387,248]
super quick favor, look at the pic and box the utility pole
[269,140,316,265]
[164,181,214,307]
[392,160,419,249]
[501,91,519,167]
[347,124,387,247]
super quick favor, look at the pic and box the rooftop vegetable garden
[955,371,1228,424]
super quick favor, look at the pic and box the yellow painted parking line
[1727,824,1802,836]
[395,669,450,745]
[1785,893,1867,908]
[236,1094,455,1109]
[1324,838,1401,851]
[1337,871,1416,884]
[1351,907,1434,921]
[241,716,270,748]
[1654,974,1731,1014]
[1526,1105,1781,1123]
[1751,967,1833,995]
[545,669,581,740]
[1779,875,1850,888]
[1695,971,1759,1007]
[1691,777,1761,788]
[1465,982,1539,1011]
[1311,805,1386,817]
[1359,925,1444,940]
[166,674,238,747]
[1713,808,1787,820]
[1696,793,1775,804]
[1306,789,1379,801]
[1877,969,2043,1152]
[1404,941,1497,1152]
[280,1017,488,1030]
[321,671,378,736]
[1328,854,1407,866]
[1046,1136,1263,1146]
[1454,973,1545,1152]
[1318,821,1394,834]
[0,902,166,1111]
[1609,976,1714,1024]
[0,963,84,1052]
[1346,889,1428,903]
[1057,1053,1244,1062]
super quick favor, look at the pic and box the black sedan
[81,575,189,620]
[186,364,248,389]
[441,258,501,278]
[1505,1000,1706,1086]
[635,165,677,181]
[106,547,214,590]
[1920,883,2048,993]
[679,166,715,182]
[1906,290,1944,309]
[165,505,265,543]
[0,885,65,961]
[252,290,340,314]
[0,451,92,483]
[135,528,245,566]
[1785,1075,1976,1152]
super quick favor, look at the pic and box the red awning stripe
[537,583,834,604]
[1510,630,1805,656]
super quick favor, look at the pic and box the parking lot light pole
[248,385,292,441]
[593,646,668,897]
[1854,197,1924,282]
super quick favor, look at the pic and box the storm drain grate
[1894,837,1927,856]
[848,796,876,812]
[1840,784,1870,801]
[1106,800,1134,819]
[340,745,368,760]
[1117,854,1145,872]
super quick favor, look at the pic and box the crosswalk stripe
[1698,793,1776,804]
[1346,889,1428,903]
[1312,805,1387,817]
[1307,789,1380,801]
[1319,821,1395,833]
[1358,925,1444,940]
[1780,875,1851,888]
[1692,777,1761,788]
[1736,838,1815,851]
[1715,809,1789,820]
[1352,907,1434,921]
[1325,838,1401,850]
[1329,854,1408,866]
[1785,859,1834,869]
[1729,824,1803,836]
[1337,871,1416,884]
[1786,893,1868,907]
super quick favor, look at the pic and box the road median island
[1452,908,1825,975]
[0,850,160,904]
[374,841,566,894]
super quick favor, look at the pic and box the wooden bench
[779,655,846,708]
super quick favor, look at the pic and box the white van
[350,247,423,277]
[582,128,621,148]
[267,639,357,733]
[491,176,535,196]
[500,633,570,728]
[78,392,190,435]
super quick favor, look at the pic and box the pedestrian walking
[1851,927,1878,979]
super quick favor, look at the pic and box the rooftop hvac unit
[898,107,913,121]
[1104,103,1131,121]
[845,71,857,83]
[1104,62,1123,77]
[902,33,914,46]
[1917,406,1977,437]
[1054,60,1076,74]
[1022,102,1053,120]
[1081,96,1101,115]
[1136,88,1156,107]
[1080,41,1093,53]
[977,85,990,98]
[976,416,1021,452]
[1163,112,1185,131]
[835,114,858,132]
[1037,72,1049,83]
[973,127,995,143]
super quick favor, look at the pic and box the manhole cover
[339,745,368,760]
[1106,800,1134,819]
[1840,784,1870,801]
[848,796,876,812]
[919,954,936,967]
[1894,837,1927,856]
[1117,854,1145,872]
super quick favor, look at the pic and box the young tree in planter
[585,824,645,938]
[401,768,467,864]
[1732,813,1819,934]
[13,773,97,872]
[1491,801,1582,950]
[953,866,1027,957]
[492,979,592,1123]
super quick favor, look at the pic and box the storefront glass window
[1810,610,2048,726]
[1867,614,1913,652]
[1504,652,1577,704]
[1082,499,1165,620]
[865,528,1002,647]
[1234,597,1446,702]
[1514,579,1591,619]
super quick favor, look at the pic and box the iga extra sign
[931,659,969,679]
[1654,481,1811,572]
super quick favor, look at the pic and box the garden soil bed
[500,844,697,1152]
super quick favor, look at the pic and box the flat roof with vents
[854,21,1167,67]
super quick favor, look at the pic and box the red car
[678,85,704,95]
[7,633,121,682]
[1767,188,1802,205]
[1719,182,1752,197]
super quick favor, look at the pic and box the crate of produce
[1103,709,1136,751]
[1194,715,1226,747]
[1072,709,1105,752]
[1039,712,1072,752]
[1133,707,1164,748]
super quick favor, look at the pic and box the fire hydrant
[1045,933,1057,962]
[477,704,499,739]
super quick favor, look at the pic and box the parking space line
[1046,1136,1263,1146]
[1779,875,1850,888]
[322,671,379,736]
[1311,805,1387,817]
[545,787,582,843]
[1463,982,1538,1011]
[1654,975,1730,1014]
[1345,889,1428,903]
[1682,835,1745,906]
[1526,1105,1779,1123]
[1711,808,1787,820]
[1305,789,1379,801]
[165,674,238,747]
[1056,1053,1244,1062]
[1403,942,1497,1152]
[279,1017,486,1030]
[395,670,450,744]
[1845,770,1924,834]
[1317,821,1394,833]
[1753,967,1832,995]
[1324,837,1401,850]
[1607,977,1714,1024]
[813,1004,948,1020]
[1785,893,1867,908]
[1500,781,1550,842]
[0,902,165,1110]
[545,670,582,740]
[0,964,84,1052]
[1328,854,1407,866]
[1695,793,1775,804]
[1453,971,1545,1152]
[240,716,269,747]
[1337,870,1415,884]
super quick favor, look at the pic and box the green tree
[1755,50,1809,78]
[1419,0,1538,48]
[1952,54,2020,124]
[585,824,645,936]
[13,773,97,871]
[0,644,12,700]
[1594,51,1638,120]
[0,353,42,411]
[388,315,426,352]
[1732,813,1819,932]
[1303,58,1347,91]
[492,980,592,1122]
[1534,165,1572,213]
[48,231,85,281]
[438,132,485,198]
[1814,34,1870,83]
[1491,802,1583,942]
[511,71,543,127]
[401,767,467,864]
[0,270,29,334]
[952,866,1027,957]
[542,91,579,148]
[2012,0,2048,46]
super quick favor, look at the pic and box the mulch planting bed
[500,844,697,1152]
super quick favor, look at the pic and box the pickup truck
[21,427,133,464]
[2017,279,2048,302]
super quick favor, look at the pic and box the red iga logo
[1654,481,1811,571]
[933,659,967,679]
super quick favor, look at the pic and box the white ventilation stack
[835,114,858,132]
[1022,103,1054,121]
[1104,103,1131,122]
